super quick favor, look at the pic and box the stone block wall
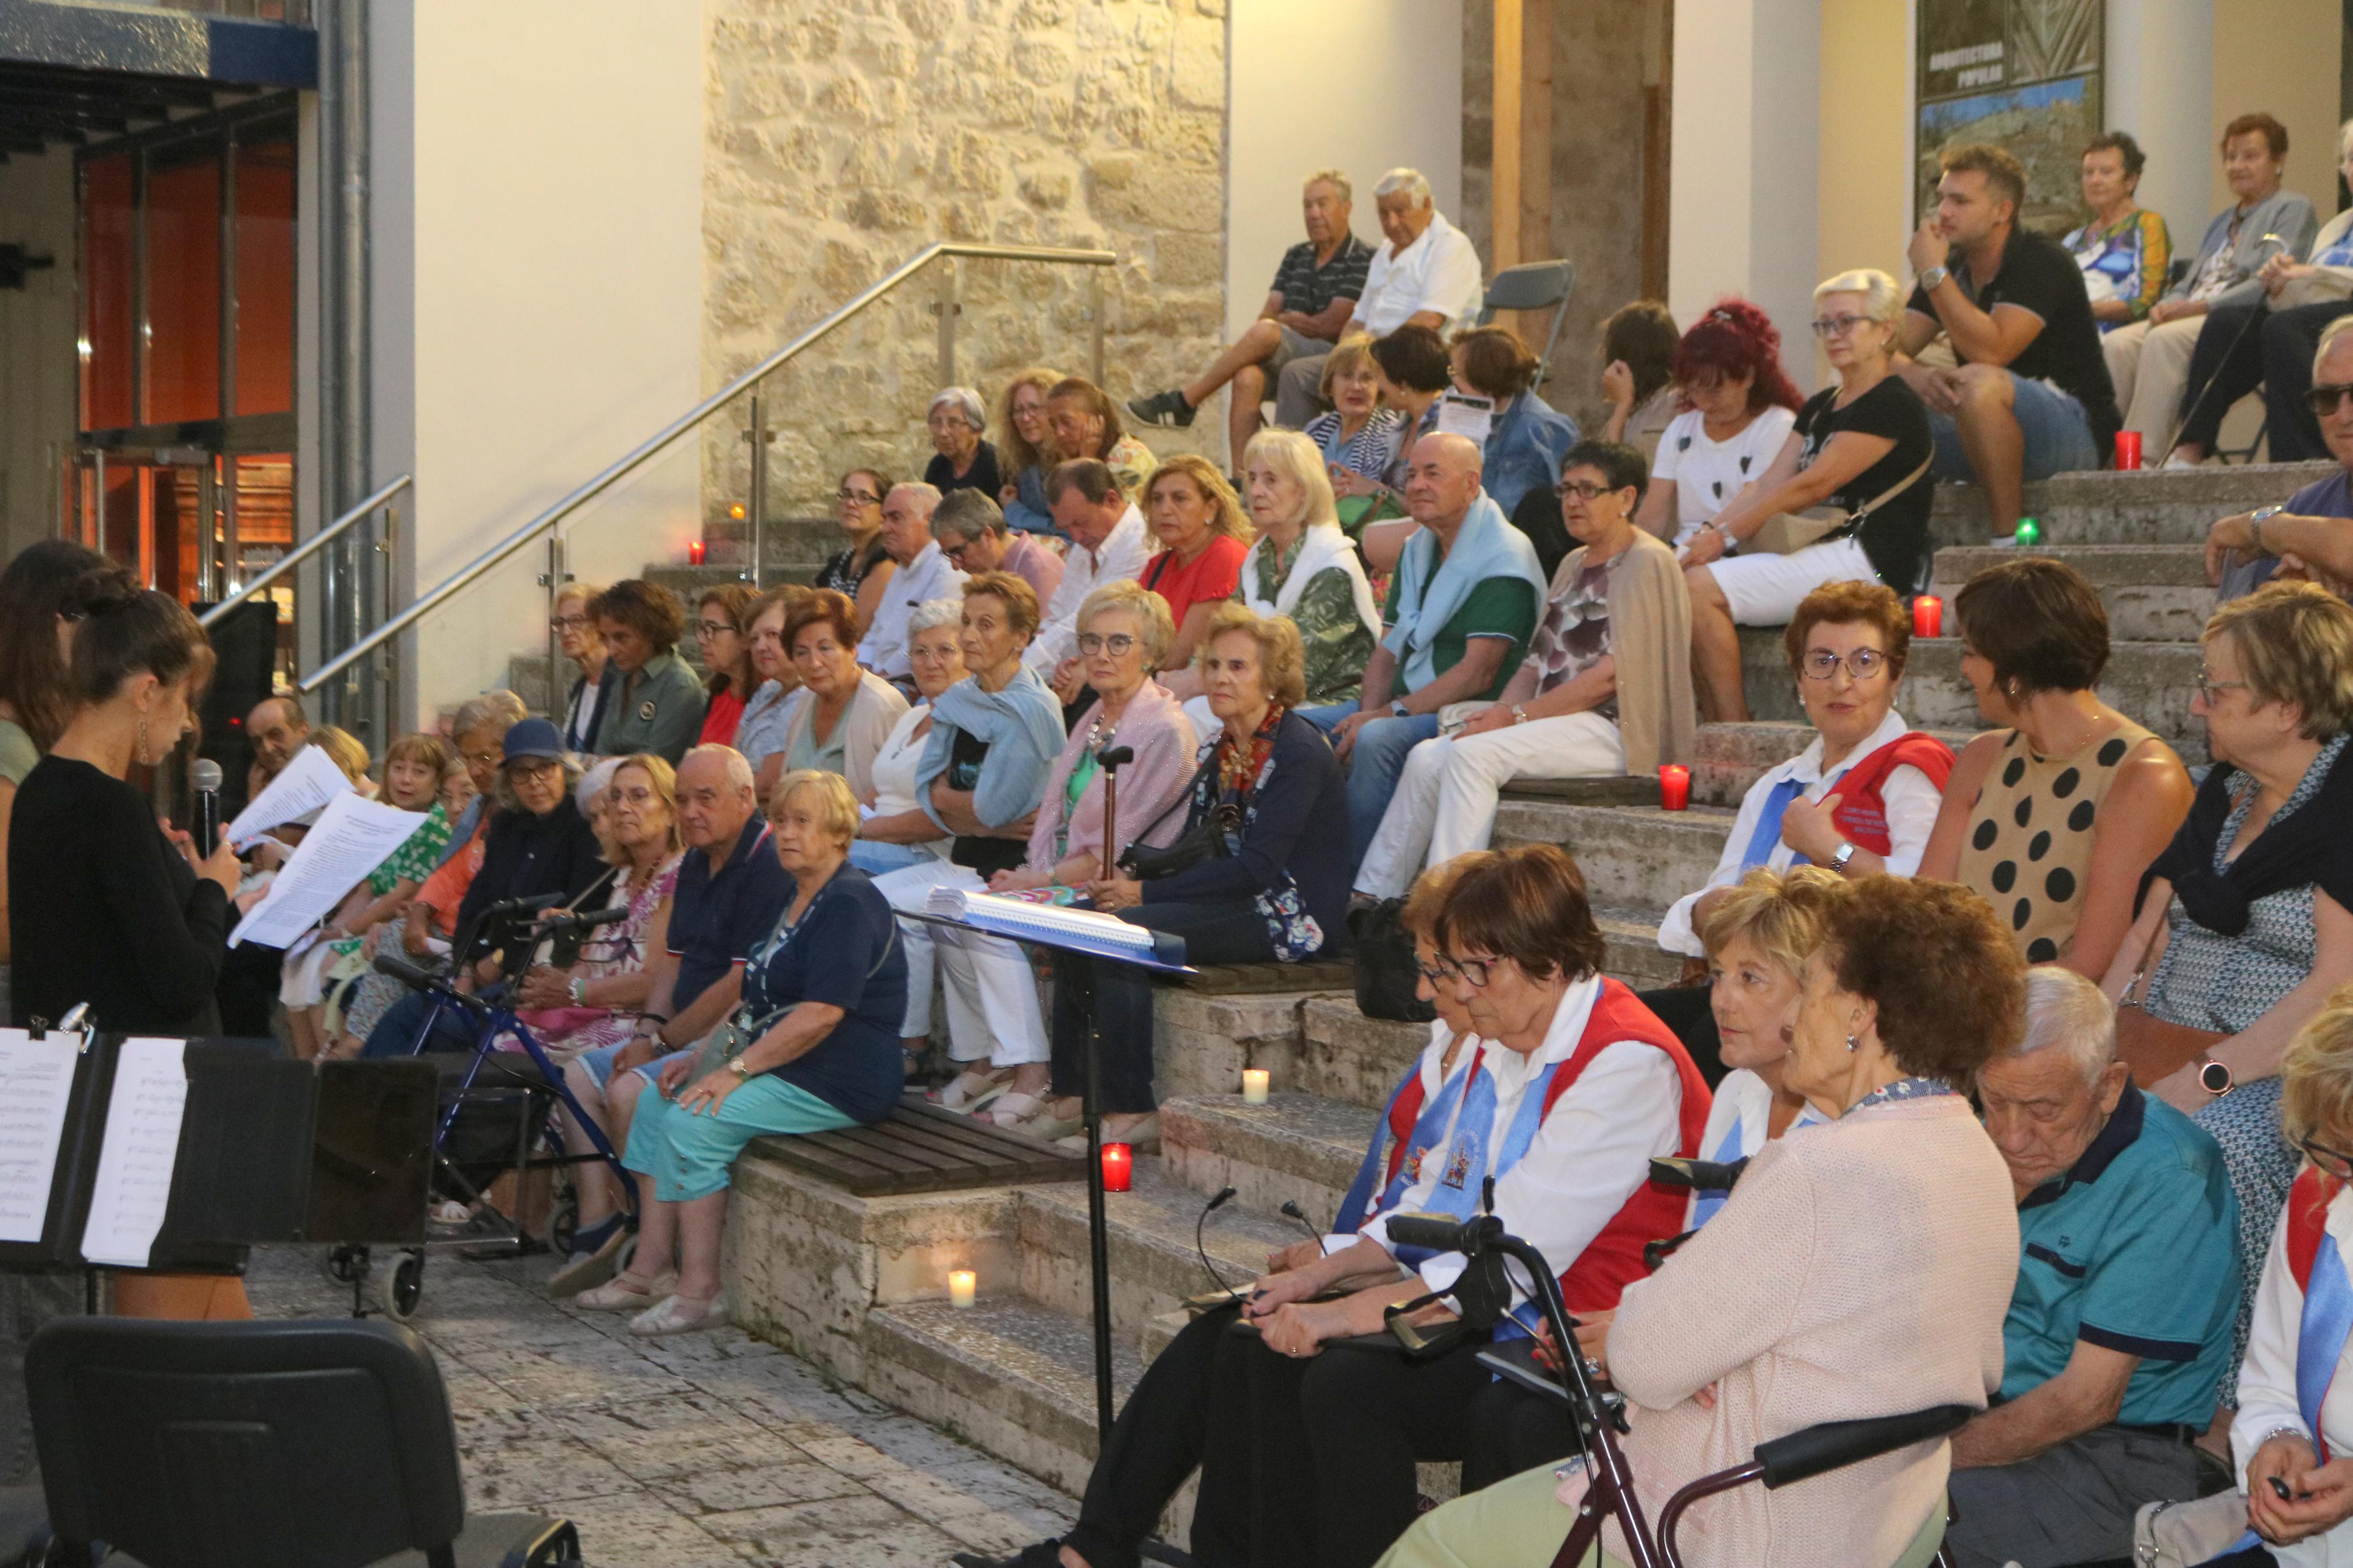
[701,0,1230,521]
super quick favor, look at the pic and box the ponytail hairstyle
[0,542,132,751]
[1673,298,1806,414]
[68,572,215,706]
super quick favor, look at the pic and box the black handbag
[1116,758,1236,880]
[1349,897,1434,1023]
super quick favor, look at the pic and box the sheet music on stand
[921,886,1186,966]
[79,1038,189,1267]
[0,1029,79,1245]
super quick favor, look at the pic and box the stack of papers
[922,886,1160,961]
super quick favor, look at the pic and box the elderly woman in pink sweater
[929,580,1198,1132]
[1377,876,2023,1568]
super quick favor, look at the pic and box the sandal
[574,1269,677,1311]
[1057,1113,1159,1154]
[929,1065,1014,1112]
[1002,1100,1087,1143]
[628,1292,729,1337]
[983,1091,1050,1128]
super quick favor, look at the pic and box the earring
[1845,1031,1859,1053]
[134,714,148,767]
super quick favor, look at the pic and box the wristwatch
[2251,503,2286,553]
[1829,841,1859,873]
[2196,1054,2235,1097]
[1390,699,1411,719]
[727,1055,753,1079]
[1918,265,1950,293]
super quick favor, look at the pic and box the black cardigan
[453,796,609,959]
[1142,710,1350,943]
[11,755,229,1034]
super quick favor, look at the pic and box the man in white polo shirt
[1276,167,1485,428]
[854,482,963,685]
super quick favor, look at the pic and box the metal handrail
[299,241,1117,694]
[198,472,411,628]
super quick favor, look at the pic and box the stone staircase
[709,458,2328,1526]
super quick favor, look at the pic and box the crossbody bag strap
[1846,453,1932,524]
[2119,917,2169,1010]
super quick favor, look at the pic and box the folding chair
[25,1316,580,1568]
[1478,260,1579,390]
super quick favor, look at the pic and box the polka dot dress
[1953,721,2157,963]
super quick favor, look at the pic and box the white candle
[948,1269,977,1310]
[1241,1069,1270,1105]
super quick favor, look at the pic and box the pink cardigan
[1026,680,1198,873]
[1600,1096,2018,1568]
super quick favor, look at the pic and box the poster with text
[1917,0,2104,236]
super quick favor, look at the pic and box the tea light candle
[1241,1069,1270,1105]
[1911,594,1942,639]
[1101,1142,1134,1192]
[948,1269,977,1310]
[1658,764,1691,812]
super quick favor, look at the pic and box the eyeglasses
[1432,954,1497,988]
[938,539,972,564]
[837,487,882,506]
[2301,1135,2353,1181]
[1553,480,1614,502]
[1801,649,1889,681]
[1076,632,1138,656]
[550,613,591,632]
[509,758,563,781]
[2307,383,2353,417]
[2195,669,2249,703]
[696,618,735,638]
[1810,314,1871,339]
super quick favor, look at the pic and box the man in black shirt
[1128,169,1372,459]
[1896,143,2121,538]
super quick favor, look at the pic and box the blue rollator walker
[323,892,639,1322]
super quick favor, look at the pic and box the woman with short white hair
[924,384,1002,499]
[1681,268,1938,723]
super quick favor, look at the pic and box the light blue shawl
[1379,495,1549,691]
[914,664,1067,833]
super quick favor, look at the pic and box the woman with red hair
[1634,300,1804,551]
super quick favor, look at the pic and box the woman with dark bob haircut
[1449,325,1581,517]
[1598,298,1683,457]
[1383,873,2021,1568]
[587,578,705,763]
[979,842,1706,1568]
[1922,556,2193,979]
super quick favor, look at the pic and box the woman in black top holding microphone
[10,575,245,1320]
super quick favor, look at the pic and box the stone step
[1298,996,1432,1111]
[1687,720,1981,808]
[1017,1163,1298,1342]
[861,1295,1139,1501]
[1930,543,2214,643]
[1159,1091,1379,1224]
[1929,461,2332,547]
[1149,986,1340,1104]
[1741,631,2209,765]
[1488,801,1738,912]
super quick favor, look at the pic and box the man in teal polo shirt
[1945,968,2240,1568]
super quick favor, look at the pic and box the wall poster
[1916,0,2105,234]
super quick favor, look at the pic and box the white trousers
[2103,315,2203,442]
[1354,711,1626,899]
[872,859,1049,1065]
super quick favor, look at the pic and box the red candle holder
[1911,594,1943,639]
[1658,765,1691,812]
[687,539,707,566]
[1100,1142,1133,1192]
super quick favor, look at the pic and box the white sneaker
[574,1270,676,1311]
[2162,449,2200,469]
[628,1293,728,1336]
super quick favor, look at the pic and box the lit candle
[2015,515,2042,547]
[687,538,707,566]
[1658,764,1691,812]
[948,1269,976,1309]
[1101,1142,1133,1192]
[1241,1069,1270,1105]
[1911,594,1943,639]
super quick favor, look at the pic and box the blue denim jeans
[848,840,937,876]
[1339,712,1440,871]
[1926,369,2099,483]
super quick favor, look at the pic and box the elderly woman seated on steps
[576,770,909,1336]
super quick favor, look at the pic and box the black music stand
[897,906,1193,1443]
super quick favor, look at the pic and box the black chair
[24,1316,580,1568]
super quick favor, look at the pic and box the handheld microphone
[1195,1186,1244,1303]
[190,759,223,857]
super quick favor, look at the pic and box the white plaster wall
[0,148,79,561]
[2107,0,2216,248]
[371,0,703,722]
[1669,0,1823,390]
[1224,0,1464,349]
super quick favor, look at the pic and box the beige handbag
[1745,454,1932,557]
[2132,1492,2253,1567]
[2274,267,2353,311]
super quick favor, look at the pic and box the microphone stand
[1081,741,1135,1442]
[2163,232,2288,464]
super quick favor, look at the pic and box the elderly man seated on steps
[1943,966,2240,1568]
[1127,168,1374,460]
[1352,438,1695,905]
[854,482,963,688]
[2206,313,2353,603]
[1025,459,1152,709]
[1298,431,1546,874]
[1268,168,1484,432]
[1896,142,2123,541]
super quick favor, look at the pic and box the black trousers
[2262,298,2353,461]
[1635,982,1725,1088]
[1050,900,1275,1115]
[1460,1374,1582,1493]
[2177,300,2269,451]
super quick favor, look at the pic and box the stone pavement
[247,1247,1076,1567]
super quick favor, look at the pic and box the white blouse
[2233,1184,2353,1566]
[868,703,946,860]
